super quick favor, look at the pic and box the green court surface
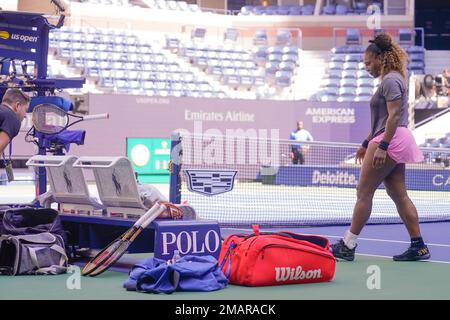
[1,255,449,300]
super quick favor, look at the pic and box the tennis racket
[32,103,109,135]
[82,203,166,277]
[87,202,197,277]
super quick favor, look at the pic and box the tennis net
[170,132,450,227]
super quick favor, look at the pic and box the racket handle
[140,204,167,229]
[134,203,161,227]
[83,113,109,121]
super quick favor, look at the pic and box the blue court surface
[223,222,450,264]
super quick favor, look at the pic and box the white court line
[356,253,450,265]
[322,234,450,248]
[223,228,450,248]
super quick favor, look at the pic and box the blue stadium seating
[319,1,383,15]
[275,71,293,87]
[50,28,226,97]
[239,5,306,16]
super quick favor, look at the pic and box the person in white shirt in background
[289,120,314,165]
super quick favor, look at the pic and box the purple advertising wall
[13,95,371,158]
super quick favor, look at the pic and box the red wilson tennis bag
[218,225,335,286]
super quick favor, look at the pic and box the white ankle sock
[343,230,358,250]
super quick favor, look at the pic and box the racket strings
[32,104,67,134]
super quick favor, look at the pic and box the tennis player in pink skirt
[331,33,430,261]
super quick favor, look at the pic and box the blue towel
[123,255,228,294]
[36,130,85,152]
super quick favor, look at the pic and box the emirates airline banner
[14,94,371,158]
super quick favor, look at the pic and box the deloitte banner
[274,166,450,192]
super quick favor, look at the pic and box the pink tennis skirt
[369,127,424,164]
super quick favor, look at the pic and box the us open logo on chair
[0,31,10,40]
[185,169,237,196]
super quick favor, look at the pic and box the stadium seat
[333,46,348,54]
[346,29,361,45]
[328,70,343,79]
[322,78,340,88]
[329,62,344,71]
[322,5,336,15]
[254,76,266,86]
[407,46,425,54]
[166,0,178,10]
[165,37,180,50]
[341,79,357,88]
[399,28,414,47]
[288,5,302,15]
[265,6,278,15]
[177,1,189,11]
[240,6,253,15]
[254,30,268,46]
[254,47,268,64]
[188,4,201,12]
[276,5,291,15]
[347,45,364,53]
[268,53,283,63]
[336,4,349,15]
[282,46,297,55]
[355,95,371,102]
[345,54,362,62]
[265,61,280,75]
[279,61,296,72]
[224,75,241,88]
[409,53,425,62]
[354,1,368,13]
[325,87,339,96]
[253,6,265,15]
[301,5,315,15]
[331,55,345,63]
[338,95,357,102]
[357,78,374,87]
[224,28,238,42]
[275,71,293,87]
[342,71,357,79]
[343,62,359,70]
[408,61,425,71]
[268,46,283,55]
[356,87,374,96]
[276,29,292,46]
[357,70,372,79]
[191,27,206,40]
[281,53,298,63]
[222,67,236,76]
[240,76,255,87]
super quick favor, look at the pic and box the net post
[169,131,182,204]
